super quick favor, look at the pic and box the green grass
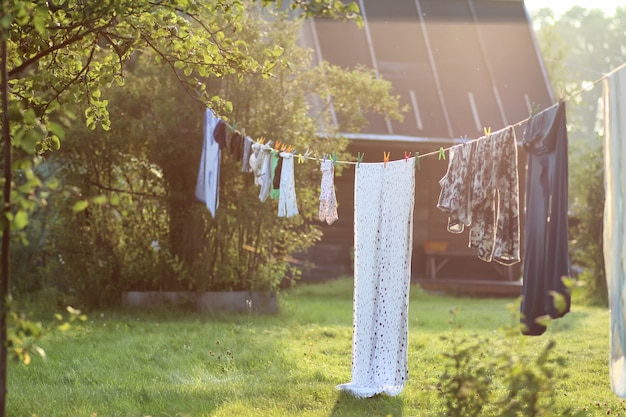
[8,277,626,416]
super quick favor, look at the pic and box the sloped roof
[301,0,553,143]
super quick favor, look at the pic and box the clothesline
[216,61,626,166]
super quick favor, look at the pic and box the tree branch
[9,20,115,77]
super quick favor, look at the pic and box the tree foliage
[6,1,402,306]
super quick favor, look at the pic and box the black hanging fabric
[520,100,571,336]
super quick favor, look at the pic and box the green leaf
[92,195,107,205]
[109,194,120,206]
[72,200,89,212]
[13,210,28,230]
[48,121,66,140]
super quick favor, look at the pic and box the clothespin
[404,151,411,162]
[461,135,468,144]
[331,152,338,166]
[483,126,491,136]
[258,137,266,145]
[438,147,446,160]
[357,152,364,167]
[286,145,294,153]
[274,141,282,151]
[322,153,327,163]
[383,151,390,167]
[415,152,421,171]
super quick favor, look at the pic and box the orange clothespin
[280,143,287,151]
[274,141,282,151]
[258,136,266,145]
[483,126,491,136]
[383,151,390,167]
[404,151,411,162]
[286,145,293,153]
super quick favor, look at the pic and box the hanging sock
[336,158,415,398]
[319,158,339,225]
[603,65,626,397]
[277,152,299,218]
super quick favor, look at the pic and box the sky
[524,0,623,16]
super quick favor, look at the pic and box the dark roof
[301,0,553,143]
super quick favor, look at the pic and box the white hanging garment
[603,64,626,398]
[319,159,339,225]
[195,108,221,218]
[277,152,299,218]
[258,146,273,202]
[336,158,416,398]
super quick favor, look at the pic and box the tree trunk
[1,37,12,417]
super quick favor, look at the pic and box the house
[297,0,554,294]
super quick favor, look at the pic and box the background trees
[6,1,402,307]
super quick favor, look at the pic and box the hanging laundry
[469,127,520,264]
[242,136,253,173]
[213,120,228,149]
[336,158,415,398]
[437,126,520,264]
[249,142,265,186]
[195,108,223,218]
[319,158,339,225]
[271,151,283,200]
[521,100,571,336]
[437,141,474,233]
[229,130,245,161]
[258,145,273,202]
[277,152,299,218]
[603,65,626,397]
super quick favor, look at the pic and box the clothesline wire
[216,61,626,166]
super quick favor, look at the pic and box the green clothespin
[357,152,364,167]
[438,147,446,160]
[415,152,421,171]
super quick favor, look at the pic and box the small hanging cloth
[319,158,339,225]
[277,152,299,218]
[195,108,223,218]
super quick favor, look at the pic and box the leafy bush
[435,306,584,417]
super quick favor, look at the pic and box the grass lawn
[8,277,626,416]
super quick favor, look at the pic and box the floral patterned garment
[336,158,415,398]
[437,127,520,265]
[469,126,520,265]
[319,159,339,225]
[437,142,475,233]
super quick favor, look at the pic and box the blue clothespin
[438,147,446,160]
